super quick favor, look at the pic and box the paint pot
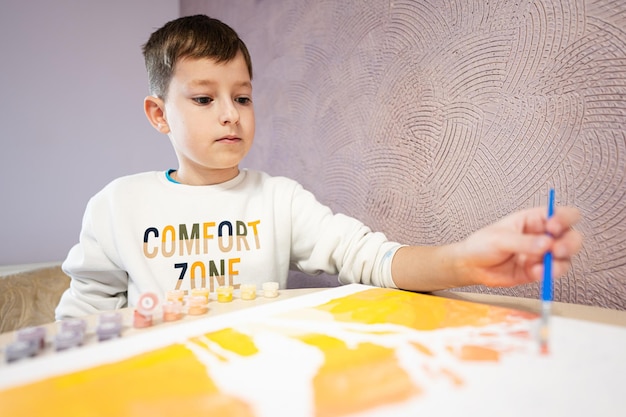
[99,311,123,325]
[187,296,209,315]
[96,321,122,341]
[60,318,87,336]
[262,282,279,298]
[54,329,84,351]
[191,287,210,303]
[16,326,47,351]
[240,284,257,300]
[162,301,184,322]
[216,285,234,303]
[134,292,159,328]
[133,310,153,328]
[166,289,185,303]
[5,340,38,362]
[96,312,123,341]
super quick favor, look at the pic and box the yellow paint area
[312,288,535,329]
[197,328,259,357]
[0,343,254,417]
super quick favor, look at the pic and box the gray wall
[0,0,178,264]
[182,0,626,309]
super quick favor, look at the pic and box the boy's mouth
[216,135,241,143]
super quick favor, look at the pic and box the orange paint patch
[509,330,531,339]
[298,333,419,417]
[0,344,254,417]
[422,364,465,387]
[451,345,501,362]
[440,367,465,387]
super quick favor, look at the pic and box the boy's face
[152,52,255,185]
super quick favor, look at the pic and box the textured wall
[181,0,626,309]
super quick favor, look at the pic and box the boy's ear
[144,96,170,134]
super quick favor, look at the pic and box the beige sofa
[0,265,70,333]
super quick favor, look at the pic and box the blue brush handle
[541,188,555,302]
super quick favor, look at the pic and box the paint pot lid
[16,326,46,342]
[137,292,159,315]
[99,311,123,325]
[262,282,279,291]
[60,318,87,334]
[54,329,83,351]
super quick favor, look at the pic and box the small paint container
[96,321,123,341]
[54,329,84,351]
[191,287,210,303]
[240,284,257,300]
[60,318,87,336]
[262,282,279,298]
[5,340,38,362]
[216,285,234,303]
[99,311,123,325]
[187,296,209,315]
[133,310,153,328]
[133,292,159,328]
[162,301,184,322]
[166,289,185,303]
[16,326,47,351]
[96,312,123,341]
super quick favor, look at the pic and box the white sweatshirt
[55,170,401,319]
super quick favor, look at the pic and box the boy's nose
[219,102,239,125]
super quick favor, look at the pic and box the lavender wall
[0,0,178,265]
[182,0,626,309]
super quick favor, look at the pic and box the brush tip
[539,322,550,355]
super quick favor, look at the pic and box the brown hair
[142,14,253,99]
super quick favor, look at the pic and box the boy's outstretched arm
[391,206,583,292]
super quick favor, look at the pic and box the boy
[56,15,582,319]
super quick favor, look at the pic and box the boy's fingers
[547,207,581,235]
[497,229,582,259]
[553,229,583,258]
[553,258,574,277]
[530,258,573,281]
[493,232,552,256]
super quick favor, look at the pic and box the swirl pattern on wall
[182,0,626,308]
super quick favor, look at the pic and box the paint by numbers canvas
[0,284,624,416]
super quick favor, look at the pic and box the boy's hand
[457,206,583,288]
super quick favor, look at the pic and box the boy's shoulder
[88,172,164,201]
[103,171,162,190]
[242,170,309,195]
[243,169,299,185]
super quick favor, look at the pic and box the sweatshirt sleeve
[288,183,402,288]
[55,194,129,320]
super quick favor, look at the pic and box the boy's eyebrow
[189,79,252,89]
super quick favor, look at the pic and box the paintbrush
[539,188,555,355]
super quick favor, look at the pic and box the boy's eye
[235,97,252,105]
[192,97,212,105]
